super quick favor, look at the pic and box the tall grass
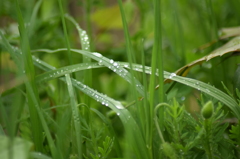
[1,0,240,159]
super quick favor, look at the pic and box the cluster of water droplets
[92,52,129,80]
[72,78,125,110]
[183,78,211,93]
[80,30,90,51]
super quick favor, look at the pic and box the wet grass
[1,0,240,159]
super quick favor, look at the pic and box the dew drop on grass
[110,59,114,63]
[113,62,118,66]
[98,60,103,65]
[169,73,176,79]
[92,52,102,58]
[181,96,185,101]
[116,104,124,109]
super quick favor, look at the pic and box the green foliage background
[0,0,240,159]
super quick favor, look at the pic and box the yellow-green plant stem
[154,103,168,143]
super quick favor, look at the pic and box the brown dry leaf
[165,36,240,83]
[219,26,240,39]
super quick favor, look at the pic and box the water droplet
[181,96,185,101]
[117,112,120,116]
[92,52,102,57]
[169,73,176,79]
[110,59,114,63]
[98,60,103,65]
[113,62,118,66]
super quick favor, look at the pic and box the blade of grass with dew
[35,60,101,83]
[0,30,58,158]
[65,14,92,98]
[117,3,149,156]
[32,54,149,159]
[32,49,145,96]
[121,63,240,119]
[65,74,82,159]
[30,152,52,159]
[15,0,43,152]
[64,15,92,140]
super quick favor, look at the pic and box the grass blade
[14,0,43,152]
[32,51,149,158]
[65,74,82,159]
[123,63,240,119]
[32,49,145,96]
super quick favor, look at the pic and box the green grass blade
[123,63,240,119]
[1,31,58,158]
[153,0,164,103]
[65,74,82,159]
[15,0,43,152]
[32,52,149,159]
[30,152,52,159]
[32,49,145,96]
[35,55,240,120]
[152,0,164,151]
[57,0,72,65]
[28,0,43,38]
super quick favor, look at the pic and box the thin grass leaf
[112,3,149,157]
[65,14,92,108]
[122,63,240,119]
[30,152,52,159]
[1,26,58,158]
[32,49,145,96]
[57,0,72,65]
[15,0,44,152]
[32,52,149,159]
[35,60,100,83]
[28,0,43,38]
[65,74,82,159]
